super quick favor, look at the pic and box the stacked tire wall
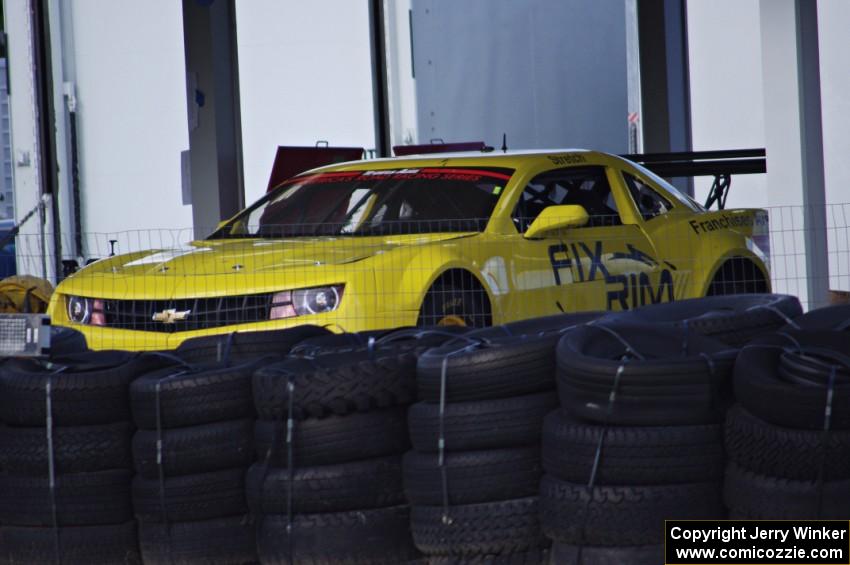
[542,323,733,564]
[129,327,327,565]
[725,305,850,519]
[540,294,803,564]
[407,314,601,564]
[249,331,448,564]
[0,352,165,565]
[5,294,847,565]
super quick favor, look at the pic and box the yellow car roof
[300,148,609,174]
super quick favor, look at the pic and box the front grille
[103,293,274,333]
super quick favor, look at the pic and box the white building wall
[69,0,192,248]
[5,0,53,278]
[817,0,850,292]
[410,0,629,152]
[686,0,766,210]
[236,0,376,207]
[688,0,850,297]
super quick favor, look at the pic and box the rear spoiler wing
[619,148,766,210]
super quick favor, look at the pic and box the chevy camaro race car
[48,150,770,350]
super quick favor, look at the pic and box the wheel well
[707,257,769,295]
[424,269,492,322]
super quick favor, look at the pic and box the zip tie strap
[591,325,646,361]
[816,366,837,516]
[436,344,477,525]
[438,354,451,524]
[698,352,722,414]
[579,359,629,560]
[143,351,197,371]
[748,303,801,329]
[286,377,296,563]
[220,331,237,367]
[153,369,188,560]
[45,372,62,565]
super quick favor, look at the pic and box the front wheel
[417,282,491,328]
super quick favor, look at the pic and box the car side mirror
[524,205,589,239]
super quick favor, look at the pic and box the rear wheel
[418,281,491,328]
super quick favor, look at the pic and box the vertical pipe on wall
[30,0,61,280]
[795,0,829,309]
[369,0,391,157]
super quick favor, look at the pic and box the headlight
[269,285,344,320]
[67,296,91,324]
[66,296,106,326]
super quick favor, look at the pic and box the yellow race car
[48,150,770,351]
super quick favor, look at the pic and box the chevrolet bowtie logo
[152,309,191,324]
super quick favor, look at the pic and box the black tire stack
[130,363,259,564]
[542,322,733,564]
[128,328,324,565]
[0,351,164,565]
[407,314,600,564]
[251,340,425,564]
[602,294,803,347]
[725,308,850,519]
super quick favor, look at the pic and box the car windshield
[208,166,514,239]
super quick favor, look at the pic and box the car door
[504,165,673,316]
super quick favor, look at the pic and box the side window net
[511,166,621,232]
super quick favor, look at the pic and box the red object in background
[266,145,365,192]
[393,141,486,156]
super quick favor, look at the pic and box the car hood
[56,233,474,299]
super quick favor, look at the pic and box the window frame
[510,165,627,233]
[621,171,675,222]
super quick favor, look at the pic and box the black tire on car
[418,280,492,328]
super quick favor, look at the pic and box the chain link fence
[5,204,848,350]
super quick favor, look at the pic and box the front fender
[372,240,499,318]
